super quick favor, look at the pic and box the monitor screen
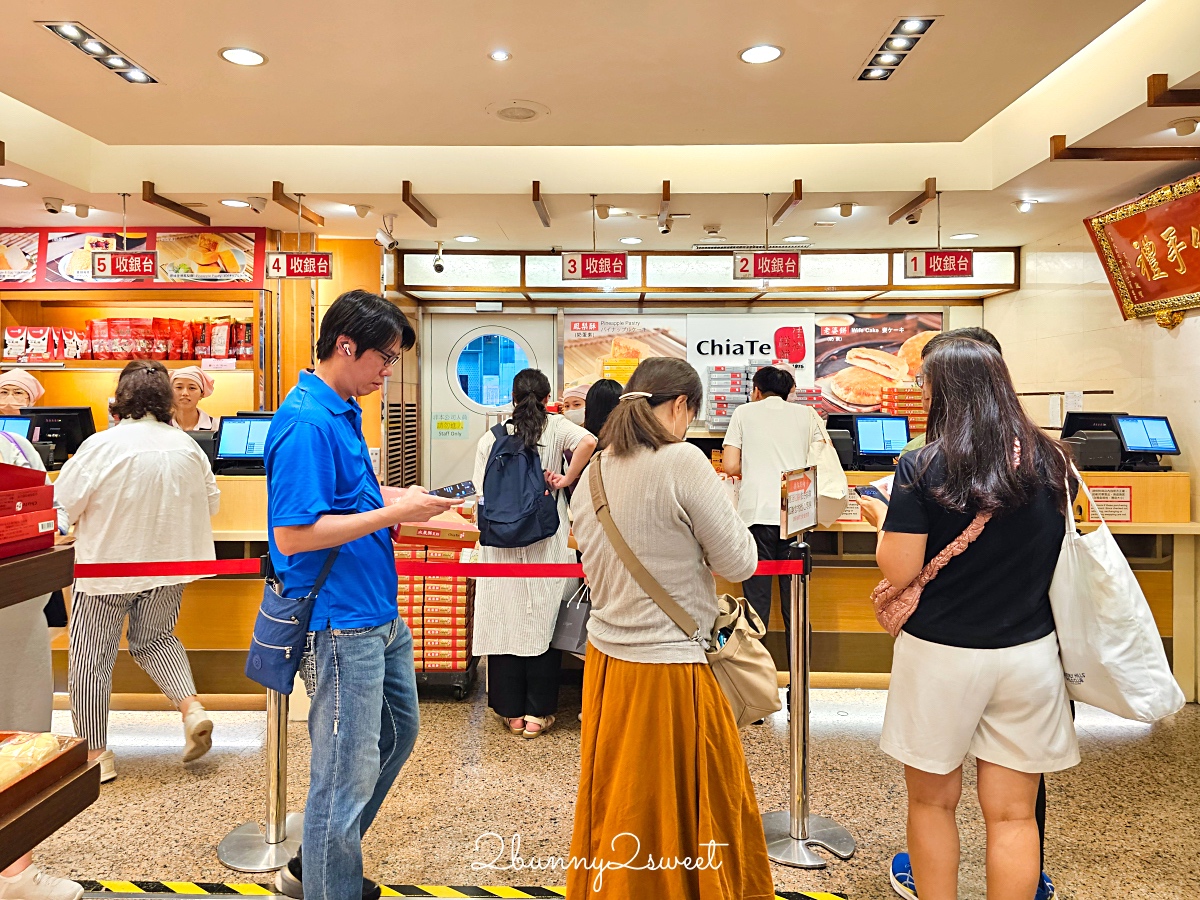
[855,416,910,455]
[217,417,272,459]
[1115,416,1180,455]
[0,417,33,440]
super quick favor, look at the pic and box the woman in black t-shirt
[859,338,1079,900]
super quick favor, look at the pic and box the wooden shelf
[0,545,75,612]
[4,359,257,371]
[10,297,258,308]
[0,760,100,871]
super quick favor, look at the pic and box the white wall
[985,249,1200,510]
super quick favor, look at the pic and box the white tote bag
[1048,470,1185,722]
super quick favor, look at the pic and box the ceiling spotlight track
[41,21,156,83]
[859,16,936,81]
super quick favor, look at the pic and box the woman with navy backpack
[473,369,596,738]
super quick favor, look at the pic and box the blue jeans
[301,618,419,900]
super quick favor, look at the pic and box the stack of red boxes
[881,386,927,435]
[0,462,56,561]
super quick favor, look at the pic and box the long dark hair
[600,358,702,457]
[920,338,1070,513]
[510,368,550,451]
[111,360,173,424]
[583,379,623,439]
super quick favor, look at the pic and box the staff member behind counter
[170,366,218,432]
[0,368,45,415]
[55,361,221,784]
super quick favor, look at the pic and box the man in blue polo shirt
[266,290,456,900]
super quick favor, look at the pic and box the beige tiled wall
[984,250,1200,513]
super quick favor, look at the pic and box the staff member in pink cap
[560,383,591,426]
[170,366,218,432]
[0,369,45,415]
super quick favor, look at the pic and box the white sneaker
[96,748,117,783]
[182,705,214,762]
[0,866,84,900]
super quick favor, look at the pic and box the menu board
[814,312,943,415]
[1086,172,1200,327]
[0,232,39,284]
[0,227,264,290]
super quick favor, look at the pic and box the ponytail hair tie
[619,391,652,402]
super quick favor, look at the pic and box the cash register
[826,413,910,471]
[1061,412,1179,471]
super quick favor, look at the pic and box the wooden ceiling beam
[888,177,937,225]
[532,181,551,227]
[1147,74,1200,108]
[771,179,803,225]
[0,141,5,167]
[1050,134,1200,161]
[272,181,325,226]
[658,180,671,228]
[402,181,438,228]
[141,181,210,226]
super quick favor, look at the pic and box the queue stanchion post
[218,688,302,871]
[761,541,856,868]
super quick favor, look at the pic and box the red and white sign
[734,251,801,279]
[562,252,627,280]
[905,249,974,278]
[91,250,157,280]
[266,251,334,279]
[782,466,818,537]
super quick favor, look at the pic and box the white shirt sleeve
[52,452,94,532]
[723,404,745,449]
[473,429,496,501]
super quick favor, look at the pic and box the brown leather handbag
[589,453,782,727]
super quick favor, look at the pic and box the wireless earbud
[343,344,352,356]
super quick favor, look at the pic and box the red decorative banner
[1086,173,1200,326]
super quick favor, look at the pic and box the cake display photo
[45,231,148,283]
[563,316,686,388]
[0,232,38,283]
[815,312,942,414]
[156,231,255,282]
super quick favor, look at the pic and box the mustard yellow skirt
[566,648,775,900]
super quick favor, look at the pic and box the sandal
[522,715,555,739]
[497,713,525,735]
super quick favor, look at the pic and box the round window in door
[449,330,535,413]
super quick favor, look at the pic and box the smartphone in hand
[855,485,890,505]
[429,480,477,500]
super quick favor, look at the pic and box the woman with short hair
[858,338,1078,900]
[56,361,221,783]
[567,357,773,900]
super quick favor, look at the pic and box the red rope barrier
[74,558,808,579]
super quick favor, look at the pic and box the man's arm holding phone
[274,487,456,556]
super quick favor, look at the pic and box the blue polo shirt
[265,371,396,630]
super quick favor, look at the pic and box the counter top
[820,521,1200,535]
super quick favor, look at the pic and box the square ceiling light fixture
[40,22,157,83]
[859,16,936,81]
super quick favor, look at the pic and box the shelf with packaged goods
[3,359,256,371]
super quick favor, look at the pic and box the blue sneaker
[1035,872,1056,900]
[889,852,918,899]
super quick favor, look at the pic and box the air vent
[691,242,814,251]
[486,99,551,122]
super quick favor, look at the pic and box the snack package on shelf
[151,318,170,360]
[24,327,51,362]
[4,327,27,360]
[109,318,133,360]
[191,320,211,359]
[87,320,110,361]
[129,319,154,360]
[210,317,232,359]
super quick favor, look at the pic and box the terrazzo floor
[32,682,1200,900]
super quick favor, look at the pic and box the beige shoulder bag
[589,452,782,727]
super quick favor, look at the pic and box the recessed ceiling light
[875,53,902,66]
[950,233,979,240]
[221,199,251,208]
[860,68,891,80]
[740,45,784,64]
[81,39,108,55]
[52,23,84,40]
[783,235,810,242]
[0,178,29,188]
[1014,199,1038,213]
[489,50,512,62]
[886,37,916,51]
[102,55,128,68]
[900,20,924,32]
[221,47,267,66]
[119,69,153,83]
[619,237,642,245]
[455,235,480,243]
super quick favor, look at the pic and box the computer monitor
[854,415,910,457]
[1114,415,1180,456]
[0,416,33,440]
[22,407,96,468]
[235,411,274,418]
[216,416,272,460]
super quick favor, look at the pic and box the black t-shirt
[882,447,1068,649]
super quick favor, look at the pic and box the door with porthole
[423,315,556,489]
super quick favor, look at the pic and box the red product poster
[774,326,807,363]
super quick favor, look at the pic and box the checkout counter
[693,410,1199,702]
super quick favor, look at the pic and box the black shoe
[274,852,382,900]
[751,719,766,725]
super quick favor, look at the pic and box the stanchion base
[217,813,304,873]
[762,810,856,868]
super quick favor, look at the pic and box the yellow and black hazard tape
[79,882,845,900]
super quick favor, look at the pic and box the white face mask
[564,408,586,426]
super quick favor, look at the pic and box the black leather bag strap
[306,546,341,600]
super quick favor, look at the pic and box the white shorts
[880,630,1080,776]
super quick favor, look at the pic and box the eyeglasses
[370,347,402,367]
[915,373,925,387]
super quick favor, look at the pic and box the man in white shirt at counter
[722,365,840,669]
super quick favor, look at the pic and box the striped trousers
[68,583,196,751]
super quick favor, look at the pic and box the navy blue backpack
[478,422,559,548]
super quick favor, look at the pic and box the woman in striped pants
[55,361,221,783]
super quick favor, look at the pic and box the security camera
[353,204,373,218]
[375,228,398,251]
[433,256,445,274]
[247,197,267,214]
[43,198,63,214]
[658,220,672,235]
[905,208,922,225]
